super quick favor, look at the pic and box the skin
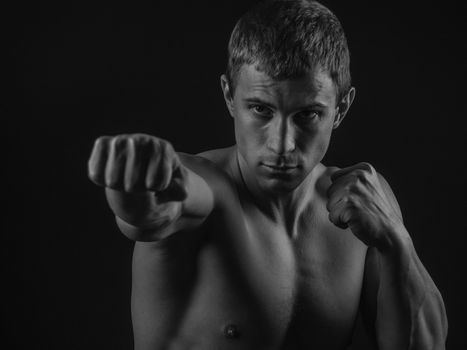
[88,64,447,350]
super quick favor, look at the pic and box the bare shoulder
[196,146,236,173]
[178,146,233,175]
[313,163,339,199]
[177,147,238,205]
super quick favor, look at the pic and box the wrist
[377,224,413,257]
[115,202,182,242]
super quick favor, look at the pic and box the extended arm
[88,134,215,241]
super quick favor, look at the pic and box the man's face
[223,64,346,194]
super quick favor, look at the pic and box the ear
[220,74,235,118]
[333,87,356,129]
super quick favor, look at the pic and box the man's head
[226,0,351,104]
[221,0,355,194]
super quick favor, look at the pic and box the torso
[131,147,368,350]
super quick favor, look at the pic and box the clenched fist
[326,162,405,251]
[88,134,187,231]
[88,134,187,198]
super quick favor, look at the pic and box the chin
[260,176,304,194]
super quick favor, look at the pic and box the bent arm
[361,178,448,349]
[362,231,448,350]
[362,232,448,350]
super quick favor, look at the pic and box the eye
[250,104,273,118]
[294,110,320,124]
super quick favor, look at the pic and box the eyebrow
[243,97,328,109]
[296,102,328,109]
[243,97,276,109]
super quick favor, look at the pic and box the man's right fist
[88,134,187,200]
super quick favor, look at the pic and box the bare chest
[179,206,367,348]
[247,209,367,341]
[132,202,367,349]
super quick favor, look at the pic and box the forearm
[107,164,214,241]
[376,227,448,350]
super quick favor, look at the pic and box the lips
[261,163,298,172]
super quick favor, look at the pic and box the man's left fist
[326,162,405,250]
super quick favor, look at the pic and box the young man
[88,1,447,349]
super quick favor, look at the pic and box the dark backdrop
[5,0,466,349]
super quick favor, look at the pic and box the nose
[266,117,296,155]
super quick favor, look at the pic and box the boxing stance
[88,1,447,349]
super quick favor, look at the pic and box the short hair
[226,0,351,103]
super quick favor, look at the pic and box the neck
[234,150,319,224]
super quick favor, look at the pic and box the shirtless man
[87,1,447,349]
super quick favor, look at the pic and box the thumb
[156,167,187,203]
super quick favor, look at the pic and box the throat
[235,152,315,230]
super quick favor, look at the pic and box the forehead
[234,64,337,108]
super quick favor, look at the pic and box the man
[88,1,447,349]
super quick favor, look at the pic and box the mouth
[261,163,298,172]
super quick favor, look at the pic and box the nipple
[223,324,240,339]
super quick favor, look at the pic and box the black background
[5,0,466,349]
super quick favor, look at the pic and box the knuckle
[159,142,169,159]
[113,136,130,157]
[149,137,162,155]
[126,135,136,147]
[161,140,176,160]
[131,133,150,141]
[112,134,123,143]
[112,134,126,147]
[164,140,175,153]
[129,134,149,148]
[360,162,375,174]
[159,138,168,152]
[354,169,367,181]
[91,137,110,157]
[94,136,107,148]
